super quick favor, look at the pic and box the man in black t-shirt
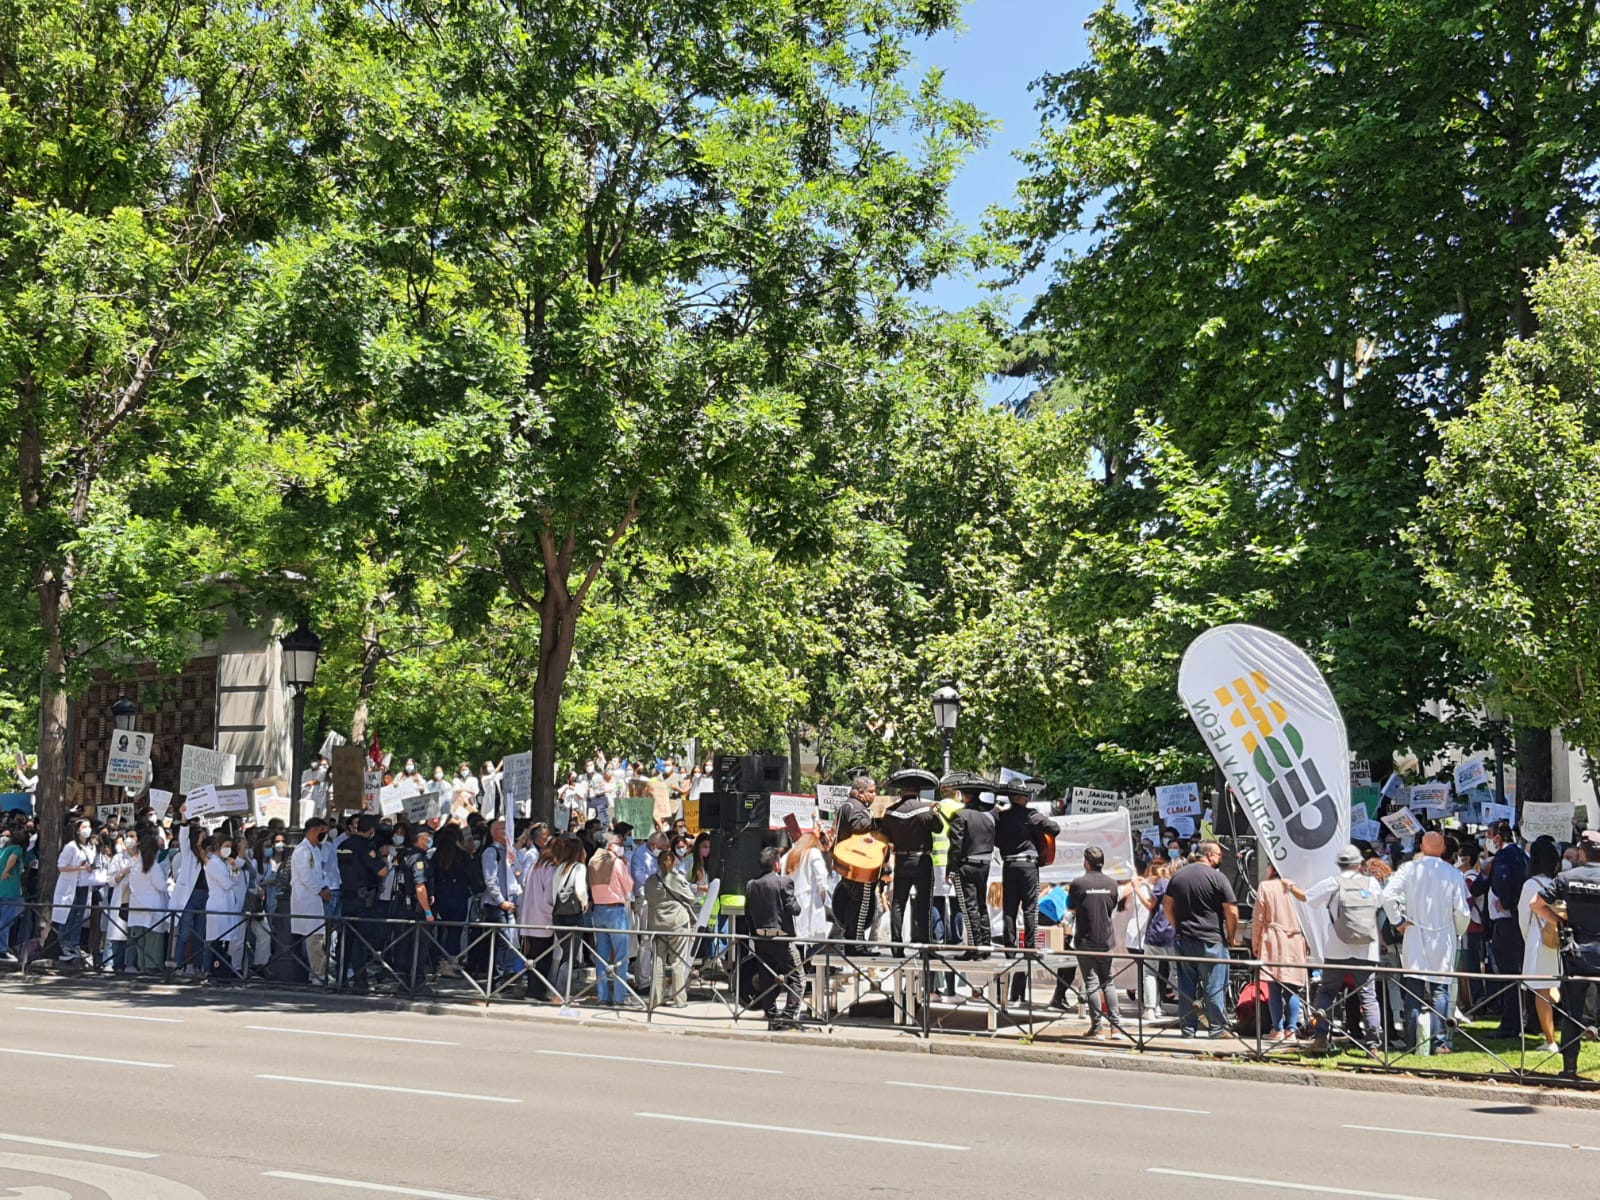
[1162,841,1238,1037]
[1068,847,1127,1038]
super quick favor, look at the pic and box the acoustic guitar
[1034,828,1057,868]
[833,833,889,884]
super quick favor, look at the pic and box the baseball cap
[1579,830,1600,848]
[1336,843,1362,867]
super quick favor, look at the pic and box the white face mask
[219,847,233,859]
[393,835,405,846]
[77,827,91,842]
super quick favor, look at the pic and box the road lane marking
[887,1079,1208,1115]
[0,1133,159,1159]
[1148,1168,1440,1199]
[0,1047,172,1069]
[246,1025,459,1046]
[538,1050,781,1074]
[16,1005,183,1024]
[1344,1124,1600,1152]
[263,1171,500,1199]
[634,1112,968,1150]
[256,1075,520,1104]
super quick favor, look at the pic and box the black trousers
[1558,943,1600,1073]
[1491,917,1527,1030]
[832,878,876,952]
[951,861,991,949]
[1003,858,1040,1001]
[890,855,933,953]
[753,938,802,1015]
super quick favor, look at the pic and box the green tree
[1413,243,1600,760]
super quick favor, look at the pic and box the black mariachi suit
[994,802,1059,1002]
[746,869,802,1017]
[948,802,996,953]
[830,795,877,951]
[882,797,936,952]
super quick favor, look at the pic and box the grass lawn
[1271,1019,1600,1080]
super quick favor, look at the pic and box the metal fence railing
[3,899,1594,1086]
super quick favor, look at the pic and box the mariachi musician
[830,774,879,951]
[944,771,997,957]
[881,768,939,954]
[993,780,1060,1002]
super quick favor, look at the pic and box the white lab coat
[783,847,830,941]
[290,839,327,936]
[1381,855,1469,974]
[204,855,247,943]
[51,840,96,924]
[126,859,171,932]
[105,850,136,943]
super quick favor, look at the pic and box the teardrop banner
[1178,624,1350,883]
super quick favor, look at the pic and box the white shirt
[290,839,328,936]
[315,839,340,892]
[127,858,171,928]
[1382,855,1469,973]
[1304,869,1381,963]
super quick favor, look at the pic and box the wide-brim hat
[886,767,940,793]
[994,776,1045,799]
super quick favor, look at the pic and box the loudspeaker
[713,754,788,795]
[699,792,723,830]
[710,828,768,897]
[710,791,769,833]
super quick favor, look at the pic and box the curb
[11,975,1600,1109]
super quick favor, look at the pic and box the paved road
[2,980,1596,1200]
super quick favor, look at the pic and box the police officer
[397,825,435,992]
[830,774,878,952]
[1531,829,1600,1078]
[881,768,938,954]
[994,782,1060,1003]
[746,845,803,1029]
[335,814,387,992]
[945,772,997,958]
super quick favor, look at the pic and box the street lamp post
[931,680,961,776]
[110,695,137,732]
[1485,693,1510,815]
[281,619,323,828]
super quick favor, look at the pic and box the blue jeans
[177,888,207,968]
[485,907,525,979]
[0,897,22,953]
[62,886,91,953]
[1404,976,1453,1052]
[591,903,631,1004]
[1269,982,1303,1033]
[1175,936,1230,1033]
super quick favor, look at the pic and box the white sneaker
[1142,1008,1161,1022]
[1540,1041,1561,1054]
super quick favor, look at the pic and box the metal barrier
[3,899,1594,1086]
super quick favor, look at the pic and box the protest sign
[1071,787,1122,815]
[1521,801,1576,844]
[330,745,368,811]
[1479,801,1516,828]
[96,802,134,825]
[402,791,432,823]
[767,792,817,832]
[213,787,250,815]
[1351,759,1373,789]
[379,784,406,816]
[147,788,174,818]
[1139,825,1161,846]
[184,784,220,818]
[1454,757,1489,796]
[1122,791,1157,827]
[501,752,533,810]
[815,784,850,830]
[1381,808,1423,839]
[1352,818,1383,843]
[179,745,235,796]
[364,770,383,813]
[1037,808,1136,885]
[1156,782,1201,822]
[105,730,152,789]
[1381,773,1408,802]
[1409,782,1451,816]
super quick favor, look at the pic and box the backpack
[552,864,584,918]
[1331,874,1380,945]
[1144,879,1175,948]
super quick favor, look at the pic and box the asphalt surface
[2,980,1597,1200]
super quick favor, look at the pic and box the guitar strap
[852,879,875,946]
[951,863,975,947]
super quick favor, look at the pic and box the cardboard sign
[105,730,153,788]
[402,791,432,823]
[96,802,134,825]
[179,744,236,796]
[1381,808,1423,839]
[1454,757,1489,796]
[1139,825,1162,846]
[184,784,221,818]
[1521,801,1576,844]
[1122,791,1158,828]
[1409,782,1451,816]
[767,792,817,832]
[1351,759,1373,789]
[330,745,368,812]
[378,784,406,816]
[1352,818,1383,843]
[214,787,250,815]
[1381,773,1408,801]
[1480,801,1516,828]
[1156,782,1201,822]
[251,780,289,825]
[1071,786,1122,815]
[502,752,533,809]
[147,789,174,818]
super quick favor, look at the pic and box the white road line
[1147,1168,1441,1200]
[263,1170,499,1200]
[538,1050,781,1074]
[1344,1124,1600,1152]
[16,1005,183,1024]
[0,1133,158,1160]
[886,1079,1208,1115]
[0,1047,172,1069]
[635,1112,968,1151]
[246,1025,459,1046]
[256,1075,520,1105]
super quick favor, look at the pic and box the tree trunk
[530,584,579,826]
[349,618,383,743]
[33,569,70,926]
[1515,727,1553,814]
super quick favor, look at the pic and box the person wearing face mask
[0,824,26,962]
[125,831,171,972]
[477,760,503,822]
[248,830,279,974]
[204,831,248,978]
[52,819,97,962]
[428,765,452,821]
[104,830,137,973]
[291,818,333,985]
[336,814,388,992]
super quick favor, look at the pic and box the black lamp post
[110,695,137,732]
[932,680,961,776]
[1485,691,1510,816]
[281,619,323,828]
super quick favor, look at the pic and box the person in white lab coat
[781,830,830,946]
[204,831,248,977]
[52,818,97,960]
[1382,832,1470,1054]
[103,831,136,972]
[290,817,334,984]
[125,833,171,972]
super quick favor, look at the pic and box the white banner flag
[1179,625,1350,886]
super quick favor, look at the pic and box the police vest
[932,799,962,869]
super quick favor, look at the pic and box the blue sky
[913,1,1098,320]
